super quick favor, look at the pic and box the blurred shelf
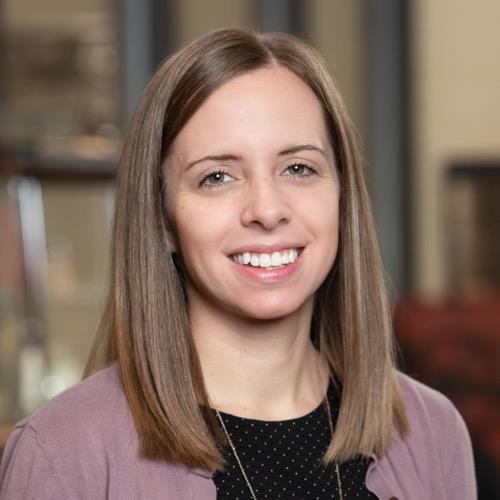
[1,141,118,180]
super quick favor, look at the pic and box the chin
[233,297,309,322]
[243,309,292,321]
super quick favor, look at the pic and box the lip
[228,243,305,256]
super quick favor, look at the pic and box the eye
[283,162,318,178]
[199,170,234,188]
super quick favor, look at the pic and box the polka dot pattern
[212,380,377,499]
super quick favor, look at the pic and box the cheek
[175,209,208,255]
[173,197,235,256]
[299,189,339,235]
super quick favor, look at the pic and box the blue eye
[199,170,233,188]
[284,163,317,177]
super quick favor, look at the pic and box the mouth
[229,247,305,270]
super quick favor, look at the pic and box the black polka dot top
[212,378,377,499]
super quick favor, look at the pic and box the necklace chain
[215,388,344,500]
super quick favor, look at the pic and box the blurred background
[0,0,498,496]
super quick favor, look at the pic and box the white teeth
[271,252,281,267]
[232,248,300,268]
[259,254,271,268]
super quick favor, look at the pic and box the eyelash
[283,163,318,178]
[198,169,232,189]
[198,162,318,189]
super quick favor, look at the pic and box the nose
[240,175,292,230]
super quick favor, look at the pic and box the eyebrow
[185,144,326,170]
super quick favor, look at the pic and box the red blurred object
[394,296,500,469]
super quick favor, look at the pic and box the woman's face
[164,65,339,321]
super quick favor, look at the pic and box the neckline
[211,376,338,425]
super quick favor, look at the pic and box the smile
[231,248,304,269]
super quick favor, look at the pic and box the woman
[0,27,475,499]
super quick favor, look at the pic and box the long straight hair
[85,26,408,471]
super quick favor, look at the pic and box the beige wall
[307,0,368,146]
[412,0,500,298]
[176,0,253,47]
[4,0,111,29]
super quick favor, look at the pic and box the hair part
[84,25,408,471]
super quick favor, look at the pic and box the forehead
[169,65,332,161]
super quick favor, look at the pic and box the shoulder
[374,370,477,499]
[0,364,198,499]
[396,371,460,423]
[367,371,476,499]
[395,370,469,443]
[0,364,135,499]
[20,363,131,445]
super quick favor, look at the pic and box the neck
[190,293,330,421]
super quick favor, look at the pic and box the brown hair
[85,26,408,471]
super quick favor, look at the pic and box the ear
[165,227,178,253]
[159,176,178,253]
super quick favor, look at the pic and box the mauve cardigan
[0,364,476,500]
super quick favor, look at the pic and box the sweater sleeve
[0,423,69,500]
[443,405,477,500]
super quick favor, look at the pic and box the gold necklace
[214,392,343,500]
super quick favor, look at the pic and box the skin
[164,65,340,420]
